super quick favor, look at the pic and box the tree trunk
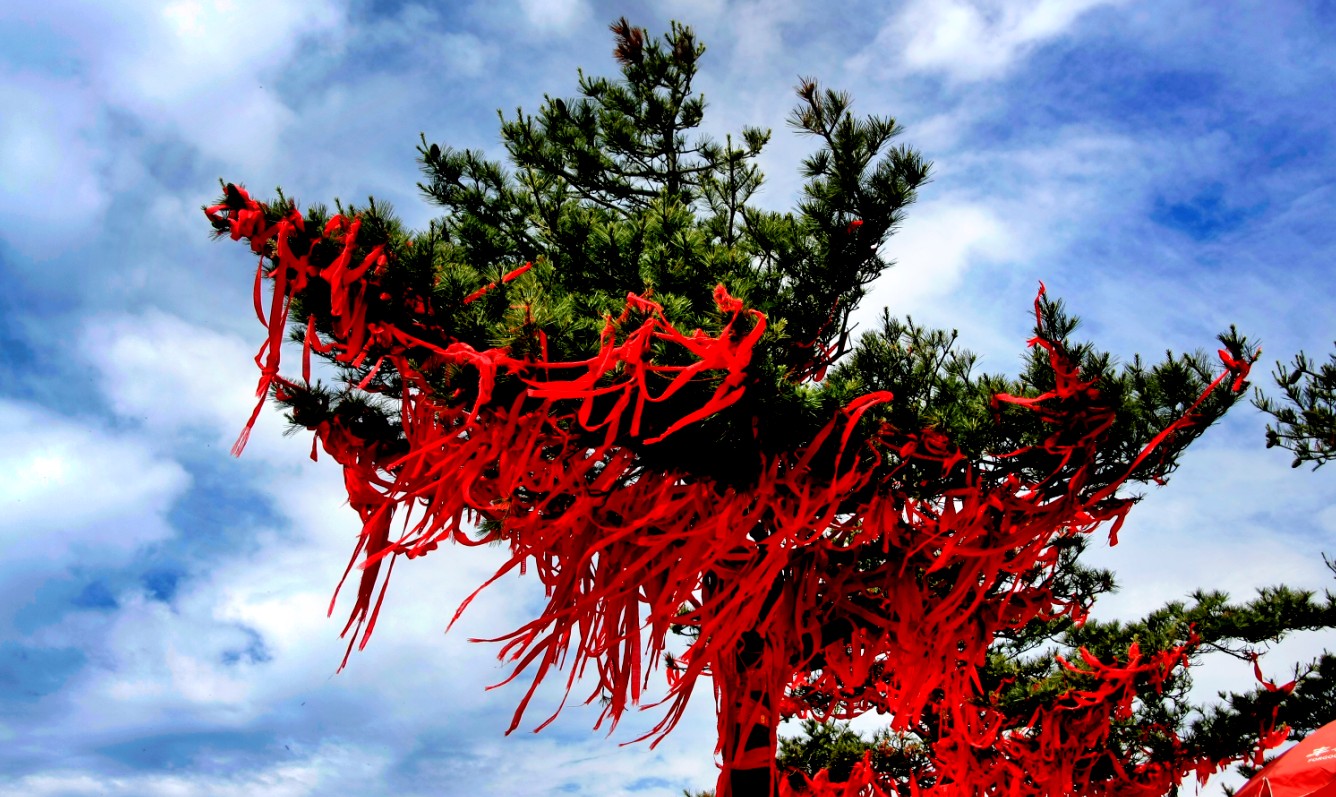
[717,629,778,797]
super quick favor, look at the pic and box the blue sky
[2,1,1335,795]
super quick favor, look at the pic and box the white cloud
[17,444,507,725]
[844,127,1149,369]
[0,72,108,259]
[97,0,316,174]
[81,310,322,465]
[355,6,499,79]
[109,1,341,103]
[1084,430,1336,621]
[436,31,497,77]
[661,0,727,21]
[9,0,347,177]
[0,400,187,569]
[726,0,802,69]
[73,313,643,728]
[864,199,1011,315]
[516,0,592,34]
[0,399,188,643]
[84,311,257,432]
[14,438,723,795]
[433,731,720,797]
[854,0,1126,83]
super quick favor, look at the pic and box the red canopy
[1237,719,1336,797]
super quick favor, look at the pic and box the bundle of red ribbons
[207,187,1267,796]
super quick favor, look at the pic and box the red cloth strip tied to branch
[207,190,1260,797]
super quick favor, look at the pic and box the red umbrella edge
[1236,719,1336,797]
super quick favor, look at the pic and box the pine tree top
[207,18,1256,496]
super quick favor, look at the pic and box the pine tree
[201,19,1299,797]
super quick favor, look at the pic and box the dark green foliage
[1256,346,1336,468]
[776,719,933,792]
[820,308,1258,510]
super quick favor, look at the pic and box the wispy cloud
[515,0,594,34]
[855,0,1128,83]
[0,72,108,259]
[0,743,396,797]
